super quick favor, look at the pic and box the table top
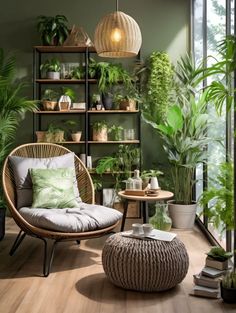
[118,190,174,201]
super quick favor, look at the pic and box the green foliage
[71,65,85,79]
[40,58,61,73]
[0,48,36,208]
[109,125,123,141]
[222,271,236,289]
[63,120,79,134]
[92,120,108,132]
[199,161,234,234]
[157,93,211,204]
[141,169,163,179]
[42,89,58,101]
[96,62,132,94]
[142,51,173,125]
[206,246,233,262]
[37,15,69,46]
[61,87,76,102]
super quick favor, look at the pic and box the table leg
[142,202,149,223]
[120,200,128,232]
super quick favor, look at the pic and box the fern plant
[0,49,36,207]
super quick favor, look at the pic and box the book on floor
[201,266,226,278]
[193,273,220,289]
[190,285,220,299]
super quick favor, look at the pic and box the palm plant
[0,49,36,207]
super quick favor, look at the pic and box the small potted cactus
[221,271,236,303]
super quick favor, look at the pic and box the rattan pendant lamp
[94,0,142,58]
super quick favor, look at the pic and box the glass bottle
[126,177,134,190]
[132,169,142,190]
[149,203,172,231]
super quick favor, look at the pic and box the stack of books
[191,258,228,298]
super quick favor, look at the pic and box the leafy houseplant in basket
[37,15,69,46]
[0,49,36,240]
[221,271,236,303]
[41,89,58,111]
[92,121,108,141]
[156,92,211,228]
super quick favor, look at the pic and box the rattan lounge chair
[2,143,119,276]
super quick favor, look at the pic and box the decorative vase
[149,203,172,231]
[102,93,113,110]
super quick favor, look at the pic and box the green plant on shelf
[109,125,124,141]
[40,58,61,73]
[37,15,69,46]
[92,120,108,132]
[206,246,233,262]
[88,58,97,79]
[71,65,85,79]
[63,120,79,134]
[42,89,59,101]
[61,87,76,102]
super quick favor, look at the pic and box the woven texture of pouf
[102,233,189,292]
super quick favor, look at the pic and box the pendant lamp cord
[116,0,119,12]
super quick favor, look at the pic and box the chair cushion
[9,153,81,209]
[30,167,81,209]
[19,203,122,232]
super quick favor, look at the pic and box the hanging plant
[142,51,173,125]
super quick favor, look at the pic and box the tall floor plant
[0,49,36,208]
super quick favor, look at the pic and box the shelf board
[34,110,86,114]
[89,170,135,175]
[62,141,85,144]
[34,46,96,53]
[36,79,97,84]
[88,110,139,113]
[88,140,139,144]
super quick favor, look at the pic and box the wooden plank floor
[0,218,235,313]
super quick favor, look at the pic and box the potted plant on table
[92,120,108,141]
[37,15,69,46]
[0,49,36,240]
[40,58,61,79]
[221,271,236,303]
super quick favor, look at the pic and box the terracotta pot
[71,131,82,142]
[119,99,136,111]
[35,131,46,142]
[93,128,108,141]
[42,100,57,111]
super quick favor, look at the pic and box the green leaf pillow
[30,167,80,209]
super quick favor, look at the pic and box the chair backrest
[2,143,94,222]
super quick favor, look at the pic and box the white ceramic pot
[71,131,82,142]
[150,177,159,190]
[167,200,197,229]
[47,71,60,80]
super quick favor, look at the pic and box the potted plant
[96,61,132,110]
[109,125,124,141]
[58,87,76,111]
[37,15,69,46]
[205,246,233,270]
[0,49,36,240]
[221,271,236,303]
[71,65,85,80]
[91,94,102,110]
[141,169,163,189]
[41,88,58,111]
[64,120,82,142]
[156,92,211,228]
[40,58,61,79]
[45,123,65,143]
[92,120,108,141]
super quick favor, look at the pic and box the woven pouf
[102,233,189,292]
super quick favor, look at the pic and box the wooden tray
[124,189,146,196]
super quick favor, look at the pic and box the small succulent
[206,246,233,262]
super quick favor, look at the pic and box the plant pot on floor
[221,283,236,303]
[0,208,6,241]
[167,200,197,229]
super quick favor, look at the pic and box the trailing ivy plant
[142,51,173,125]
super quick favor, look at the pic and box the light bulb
[111,27,122,42]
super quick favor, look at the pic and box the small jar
[126,177,134,190]
[132,169,142,190]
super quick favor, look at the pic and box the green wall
[0,0,190,171]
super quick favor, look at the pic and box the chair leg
[9,230,26,256]
[40,238,58,277]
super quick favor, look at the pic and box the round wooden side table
[118,190,174,231]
